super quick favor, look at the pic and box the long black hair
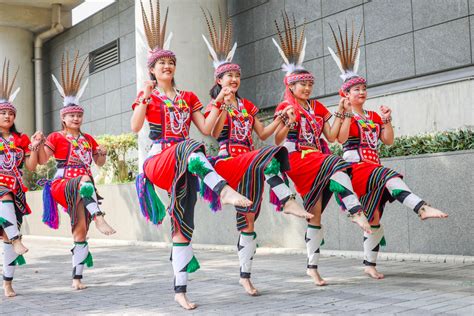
[209,66,241,99]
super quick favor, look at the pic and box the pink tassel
[270,190,283,212]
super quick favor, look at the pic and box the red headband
[0,102,16,115]
[342,76,366,92]
[215,63,241,79]
[284,73,315,85]
[60,104,84,117]
[147,48,176,68]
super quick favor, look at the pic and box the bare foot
[94,215,116,235]
[419,205,448,220]
[282,199,314,219]
[220,185,253,208]
[351,212,372,234]
[72,279,87,290]
[174,293,197,310]
[364,266,384,279]
[12,239,28,255]
[306,268,327,286]
[3,281,16,297]
[239,278,259,296]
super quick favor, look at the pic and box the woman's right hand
[215,86,233,103]
[142,80,156,98]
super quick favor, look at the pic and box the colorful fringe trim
[269,190,283,212]
[199,180,222,212]
[188,157,211,177]
[79,182,95,198]
[37,179,59,229]
[135,173,166,225]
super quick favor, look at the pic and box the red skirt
[286,150,351,212]
[349,161,401,221]
[51,178,70,208]
[143,145,178,192]
[214,150,260,189]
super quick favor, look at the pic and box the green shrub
[329,129,473,158]
[22,157,57,191]
[96,133,138,184]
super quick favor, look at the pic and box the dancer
[0,59,42,297]
[272,13,372,286]
[131,1,251,310]
[328,22,447,279]
[201,8,313,296]
[37,51,116,290]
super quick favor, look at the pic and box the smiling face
[290,80,314,101]
[62,112,83,130]
[0,109,15,131]
[217,70,241,93]
[150,57,176,83]
[346,83,367,107]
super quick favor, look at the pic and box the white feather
[226,42,237,63]
[63,96,77,106]
[51,74,65,98]
[202,34,219,65]
[328,47,345,75]
[75,78,89,102]
[296,38,307,67]
[8,87,20,103]
[272,38,290,66]
[163,32,173,50]
[353,48,361,74]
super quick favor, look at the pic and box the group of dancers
[1,1,447,310]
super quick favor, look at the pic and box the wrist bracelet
[334,111,344,119]
[344,112,354,118]
[382,116,392,124]
[138,96,151,106]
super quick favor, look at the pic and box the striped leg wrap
[71,241,93,279]
[0,200,19,240]
[237,232,257,278]
[3,242,18,281]
[363,225,385,266]
[265,173,292,205]
[385,178,425,214]
[329,171,363,215]
[188,152,226,194]
[80,182,101,217]
[171,242,200,293]
[306,225,324,269]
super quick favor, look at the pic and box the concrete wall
[23,150,474,256]
[0,26,35,135]
[42,0,136,135]
[230,0,473,134]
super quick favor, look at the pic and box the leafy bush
[96,133,138,184]
[22,157,57,191]
[329,129,473,158]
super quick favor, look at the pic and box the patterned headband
[342,76,366,91]
[147,48,176,68]
[215,63,241,79]
[285,73,315,85]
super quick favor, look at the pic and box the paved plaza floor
[1,237,473,315]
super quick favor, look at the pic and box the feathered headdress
[272,11,312,84]
[51,51,89,116]
[201,7,239,79]
[140,0,175,67]
[327,21,366,92]
[0,58,20,115]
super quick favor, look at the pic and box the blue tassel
[39,180,59,229]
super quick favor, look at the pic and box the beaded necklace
[353,111,378,150]
[225,99,251,141]
[154,88,189,135]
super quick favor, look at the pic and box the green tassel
[329,180,346,194]
[321,239,325,247]
[188,158,211,177]
[186,256,200,273]
[13,255,26,266]
[391,189,404,198]
[264,158,281,176]
[0,217,7,226]
[79,182,95,198]
[82,252,94,268]
[380,236,386,247]
[145,180,166,224]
